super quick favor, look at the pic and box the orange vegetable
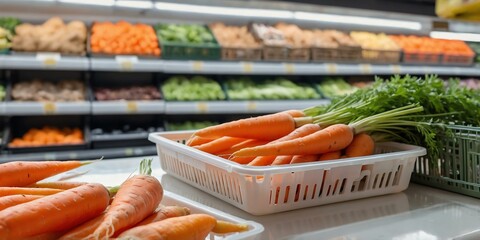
[194,112,297,141]
[345,133,375,158]
[186,136,214,147]
[318,151,342,161]
[117,214,216,240]
[233,124,353,157]
[0,194,44,211]
[9,127,84,148]
[0,187,63,197]
[0,183,110,239]
[212,220,249,234]
[28,182,87,190]
[0,160,92,187]
[193,137,246,155]
[290,155,319,164]
[215,139,269,156]
[271,156,294,165]
[134,206,191,227]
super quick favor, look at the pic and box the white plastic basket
[149,131,426,215]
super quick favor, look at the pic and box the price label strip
[246,101,257,111]
[115,56,138,70]
[192,61,204,72]
[196,102,208,113]
[43,102,57,114]
[360,64,372,74]
[284,63,295,74]
[391,65,402,74]
[242,62,253,73]
[126,101,138,113]
[326,63,337,74]
[36,53,61,67]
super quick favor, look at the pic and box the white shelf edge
[5,102,91,116]
[91,100,165,115]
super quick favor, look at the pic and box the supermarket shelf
[90,57,163,72]
[0,145,157,163]
[91,100,165,115]
[164,99,331,114]
[0,54,89,70]
[0,102,5,116]
[5,102,91,116]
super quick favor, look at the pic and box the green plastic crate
[157,25,221,60]
[412,125,480,198]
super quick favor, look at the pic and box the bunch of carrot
[90,21,161,56]
[9,126,84,148]
[0,159,248,239]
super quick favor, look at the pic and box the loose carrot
[117,213,216,240]
[88,159,163,239]
[233,124,354,157]
[194,112,296,141]
[134,205,191,227]
[290,155,319,164]
[194,137,247,155]
[58,213,106,240]
[246,124,322,166]
[345,133,375,158]
[0,187,63,197]
[0,183,110,239]
[186,136,214,147]
[271,156,294,165]
[0,194,44,211]
[212,220,249,234]
[0,160,93,187]
[230,156,256,164]
[318,151,342,161]
[20,231,65,240]
[28,182,87,190]
[247,156,276,166]
[282,109,305,117]
[216,139,269,157]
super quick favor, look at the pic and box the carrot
[117,213,216,240]
[0,160,93,187]
[88,159,163,239]
[0,187,63,197]
[186,136,214,147]
[212,220,249,234]
[193,137,246,155]
[0,194,44,211]
[318,151,342,161]
[246,124,322,166]
[28,182,87,190]
[20,231,65,240]
[230,156,256,164]
[283,109,305,117]
[194,112,296,141]
[271,156,294,165]
[134,205,191,227]
[345,133,375,158]
[216,139,269,157]
[0,183,110,239]
[247,156,276,166]
[233,124,354,157]
[290,155,319,164]
[58,213,106,240]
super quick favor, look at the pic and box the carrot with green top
[0,187,63,197]
[0,183,110,239]
[83,159,163,239]
[117,213,217,240]
[0,194,44,211]
[194,112,297,141]
[0,160,94,187]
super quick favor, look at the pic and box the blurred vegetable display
[0,84,5,101]
[161,76,225,101]
[9,126,84,147]
[95,86,161,101]
[167,121,218,131]
[225,77,320,100]
[12,79,86,102]
[0,27,12,51]
[316,78,358,98]
[156,24,215,44]
[12,17,87,55]
[0,17,21,33]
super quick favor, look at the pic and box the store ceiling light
[58,0,115,6]
[430,31,480,42]
[115,0,153,9]
[294,12,422,31]
[154,2,293,19]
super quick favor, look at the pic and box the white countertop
[51,156,480,240]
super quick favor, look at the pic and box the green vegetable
[156,24,216,44]
[0,17,20,33]
[0,27,12,50]
[316,78,358,99]
[226,77,320,100]
[161,76,225,101]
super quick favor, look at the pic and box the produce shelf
[0,54,89,70]
[5,102,90,116]
[0,102,5,116]
[0,145,157,163]
[91,100,165,115]
[90,57,163,72]
[164,99,330,114]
